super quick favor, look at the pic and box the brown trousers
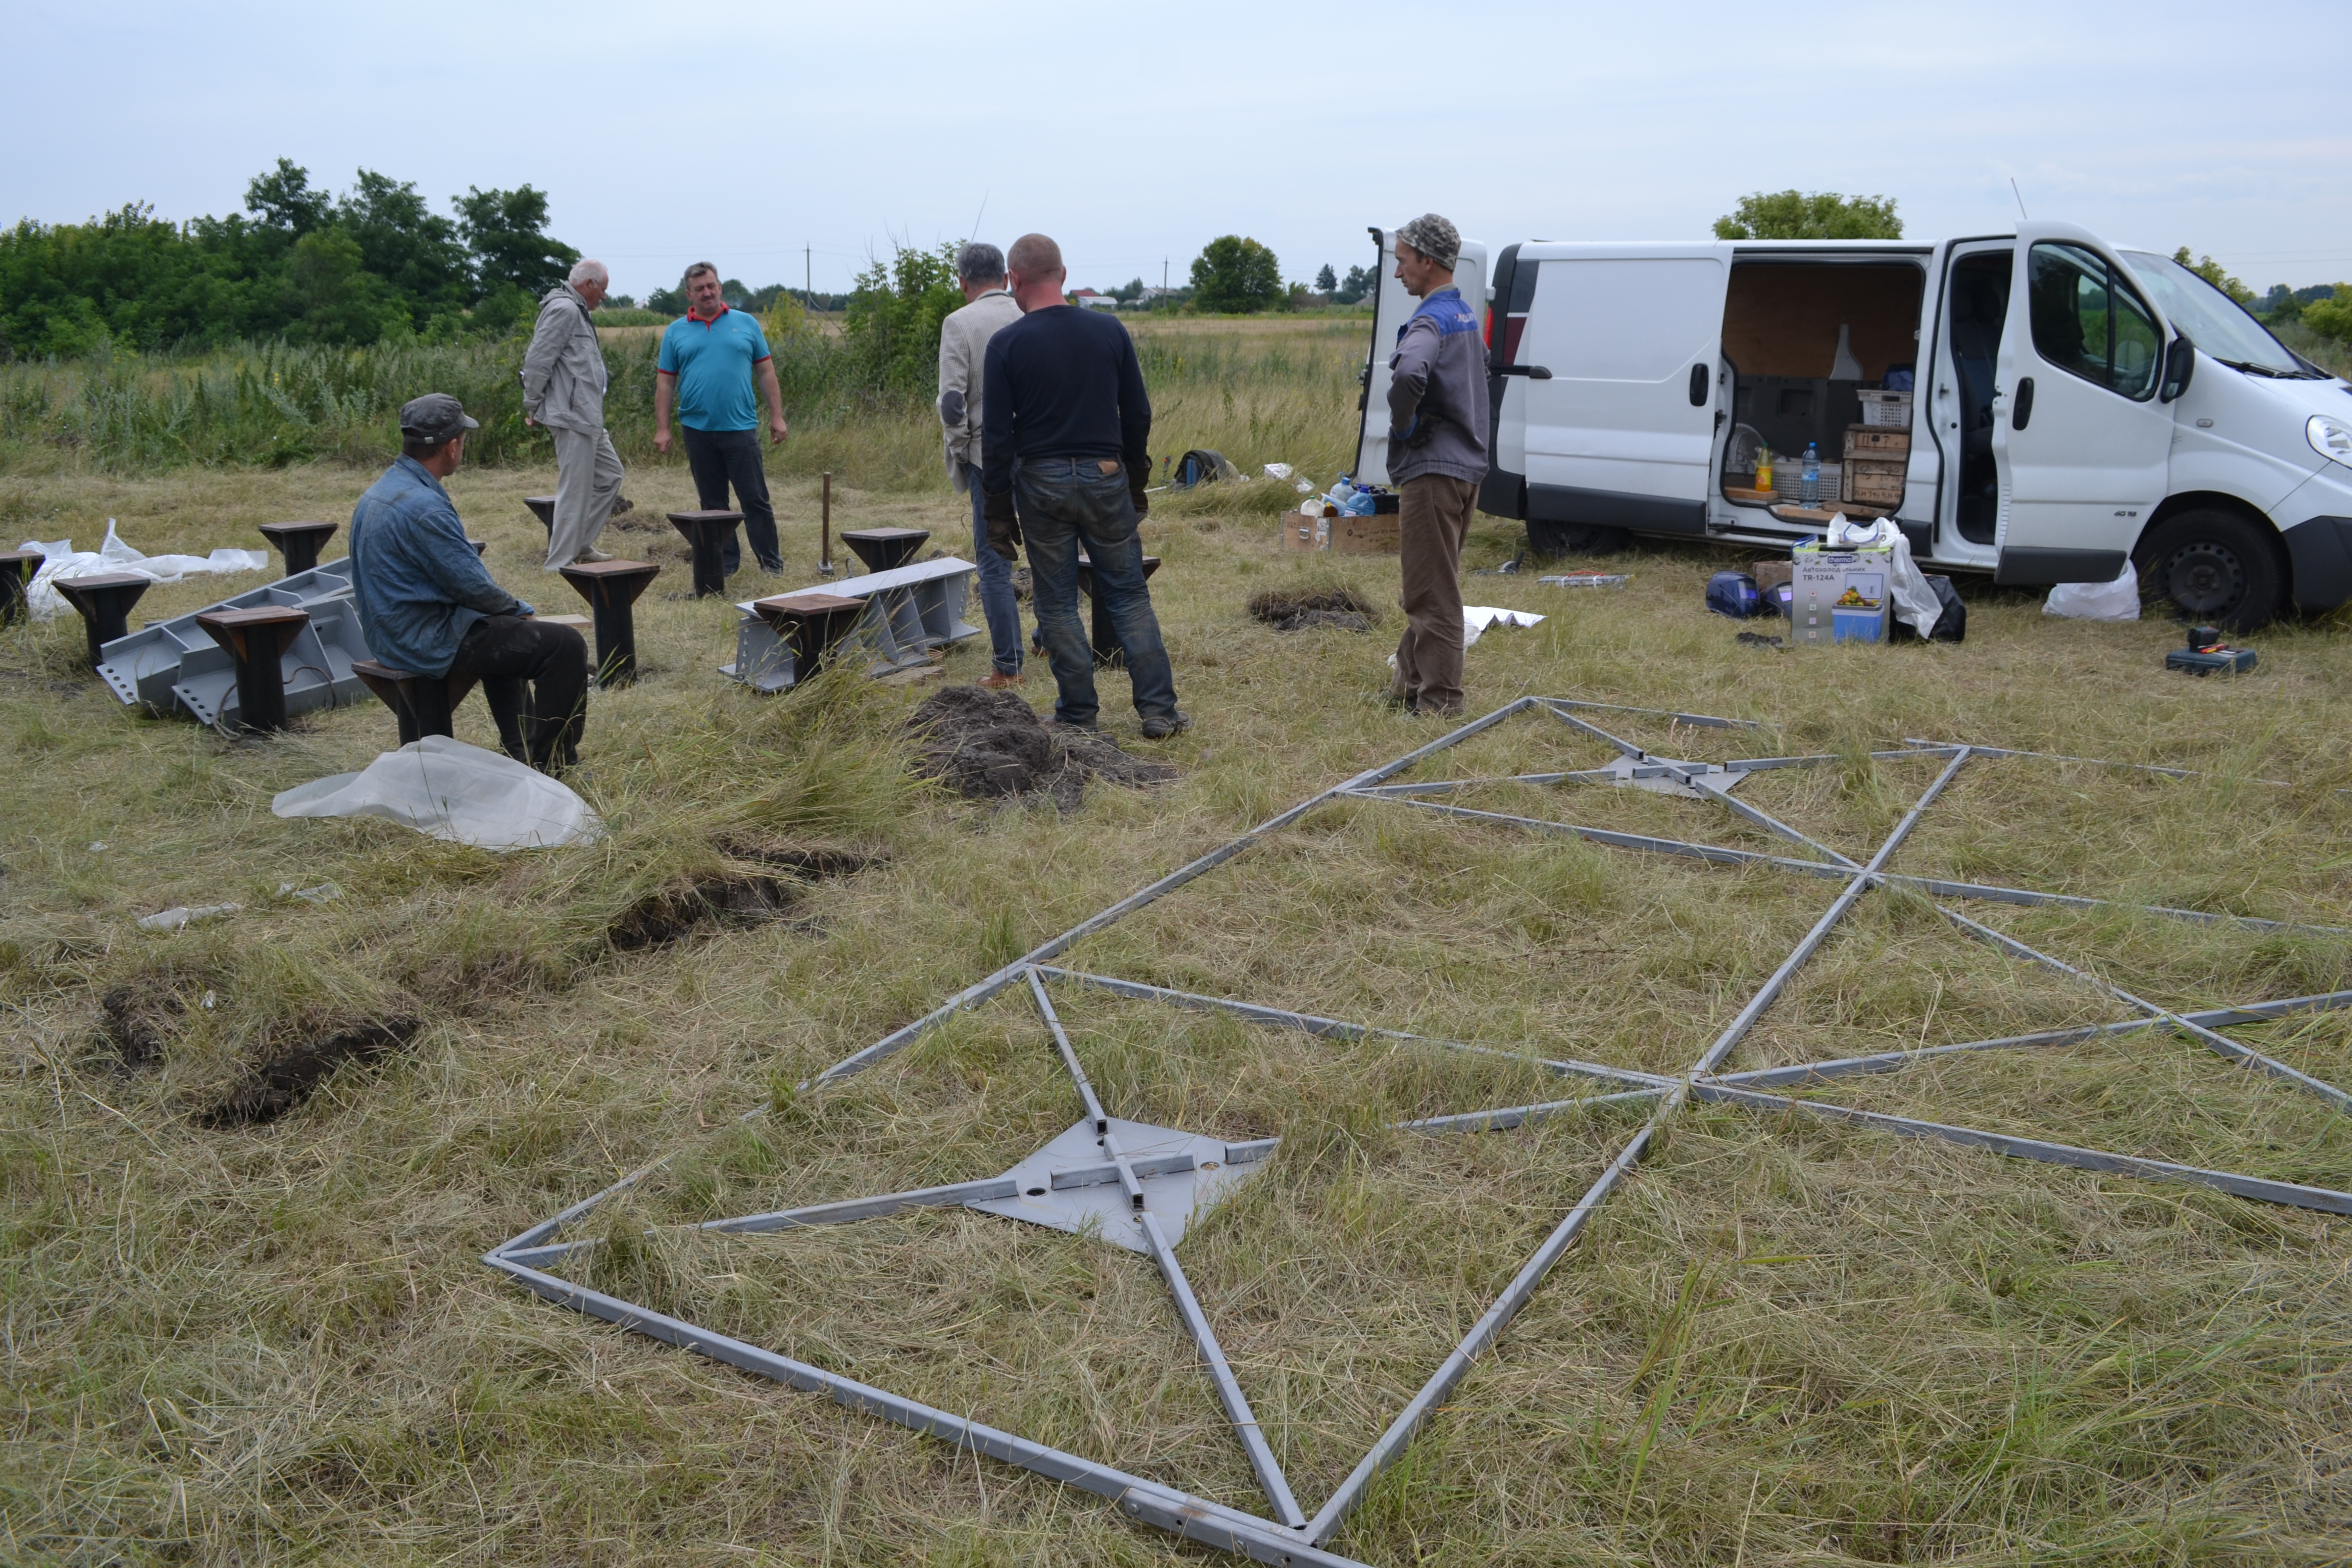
[1391,473,1477,714]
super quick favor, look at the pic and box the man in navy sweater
[981,233,1185,738]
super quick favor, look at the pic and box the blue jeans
[1015,457,1178,728]
[962,462,1024,675]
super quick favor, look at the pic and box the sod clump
[904,684,1175,807]
[1247,584,1381,632]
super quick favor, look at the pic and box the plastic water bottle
[1801,443,1821,507]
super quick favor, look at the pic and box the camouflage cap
[398,392,479,442]
[1394,213,1461,272]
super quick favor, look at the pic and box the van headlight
[2311,414,2352,469]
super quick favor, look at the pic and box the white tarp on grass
[20,522,270,619]
[272,736,601,851]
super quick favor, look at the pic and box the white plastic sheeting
[2043,560,2142,621]
[272,737,601,851]
[1461,605,1545,645]
[18,523,270,620]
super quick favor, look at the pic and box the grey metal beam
[1137,1209,1308,1528]
[703,1177,1022,1236]
[1353,794,2345,936]
[1304,1118,1661,1544]
[1712,985,2352,1089]
[1546,698,1760,730]
[1035,967,1676,1090]
[1937,905,2352,1116]
[1898,737,2294,788]
[1029,967,1110,1133]
[482,1252,1368,1568]
[1540,702,1647,760]
[1399,1087,1663,1134]
[1688,1083,2352,1215]
[1687,750,1972,1080]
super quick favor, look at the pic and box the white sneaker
[575,548,615,564]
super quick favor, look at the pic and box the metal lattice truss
[483,697,2352,1568]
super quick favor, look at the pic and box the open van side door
[1510,243,1731,536]
[1992,222,2177,584]
[1355,228,1488,487]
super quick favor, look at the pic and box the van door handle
[2013,376,2035,430]
[1495,365,1552,379]
[1688,364,1709,406]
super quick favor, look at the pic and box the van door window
[2028,243,2161,401]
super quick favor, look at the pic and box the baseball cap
[399,393,479,442]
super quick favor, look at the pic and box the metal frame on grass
[485,696,2352,1566]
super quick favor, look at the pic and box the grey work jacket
[520,283,609,431]
[1385,286,1492,486]
[937,289,1021,488]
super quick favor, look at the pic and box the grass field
[5,316,2352,1567]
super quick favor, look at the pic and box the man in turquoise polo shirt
[654,262,790,575]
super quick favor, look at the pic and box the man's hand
[1128,463,1150,521]
[983,487,1022,562]
[654,424,672,455]
[524,414,536,427]
[769,414,790,446]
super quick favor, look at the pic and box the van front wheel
[2134,509,2287,631]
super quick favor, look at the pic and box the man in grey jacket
[1384,214,1491,717]
[521,259,624,571]
[937,241,1026,685]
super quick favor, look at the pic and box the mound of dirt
[1248,586,1380,633]
[906,685,1175,808]
[610,844,880,951]
[203,1017,421,1128]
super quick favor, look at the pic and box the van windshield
[2119,251,2312,377]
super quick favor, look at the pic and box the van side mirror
[2161,336,2196,403]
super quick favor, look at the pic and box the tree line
[0,160,580,359]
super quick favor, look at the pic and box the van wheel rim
[2164,542,2244,615]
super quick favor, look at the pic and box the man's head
[568,258,610,310]
[399,393,478,477]
[683,262,724,318]
[1006,233,1066,313]
[1392,213,1462,298]
[956,241,1007,303]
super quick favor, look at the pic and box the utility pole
[805,247,812,307]
[1162,256,1168,309]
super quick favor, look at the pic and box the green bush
[1190,236,1283,313]
[842,243,962,398]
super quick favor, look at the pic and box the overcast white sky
[9,0,2348,301]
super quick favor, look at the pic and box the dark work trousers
[1014,456,1177,728]
[680,424,782,575]
[446,614,589,771]
[1392,474,1477,716]
[961,462,1025,675]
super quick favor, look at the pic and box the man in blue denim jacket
[349,394,589,771]
[981,233,1185,738]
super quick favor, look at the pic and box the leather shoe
[977,670,1022,689]
[1139,709,1191,740]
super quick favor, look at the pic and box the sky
[7,0,2348,302]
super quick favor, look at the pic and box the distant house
[1069,288,1118,311]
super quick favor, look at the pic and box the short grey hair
[683,261,719,285]
[956,242,1006,285]
[568,258,609,287]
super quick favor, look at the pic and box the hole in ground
[100,982,184,1072]
[609,842,884,951]
[202,1017,422,1128]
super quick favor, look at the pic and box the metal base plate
[968,1118,1269,1253]
[1599,753,1750,798]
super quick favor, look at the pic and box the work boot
[1140,709,1191,740]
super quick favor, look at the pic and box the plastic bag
[1827,513,1945,638]
[2043,560,2141,620]
[272,736,601,851]
[20,522,271,620]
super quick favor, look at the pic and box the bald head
[1006,232,1068,313]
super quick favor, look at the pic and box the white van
[1353,222,2352,628]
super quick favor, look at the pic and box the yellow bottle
[1755,446,1774,494]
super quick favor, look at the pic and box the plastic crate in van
[1857,390,1913,428]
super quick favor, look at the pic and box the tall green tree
[1314,263,1338,293]
[842,241,963,394]
[1190,236,1282,313]
[2170,247,2256,308]
[1712,191,1903,240]
[456,185,579,299]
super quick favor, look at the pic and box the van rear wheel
[1528,520,1631,558]
[2134,509,2287,632]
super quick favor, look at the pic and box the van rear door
[1355,228,1488,487]
[1511,243,1732,536]
[1992,222,2177,583]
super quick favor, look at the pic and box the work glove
[1128,462,1150,520]
[983,485,1022,562]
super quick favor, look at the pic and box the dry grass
[4,318,2352,1566]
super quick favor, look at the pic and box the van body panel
[1992,223,2176,580]
[1512,245,1729,523]
[2282,516,2352,609]
[1355,230,1488,488]
[2163,352,2327,513]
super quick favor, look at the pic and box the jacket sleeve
[937,315,969,431]
[1386,316,1436,439]
[519,301,562,413]
[416,503,522,618]
[1116,330,1152,477]
[981,335,1013,496]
